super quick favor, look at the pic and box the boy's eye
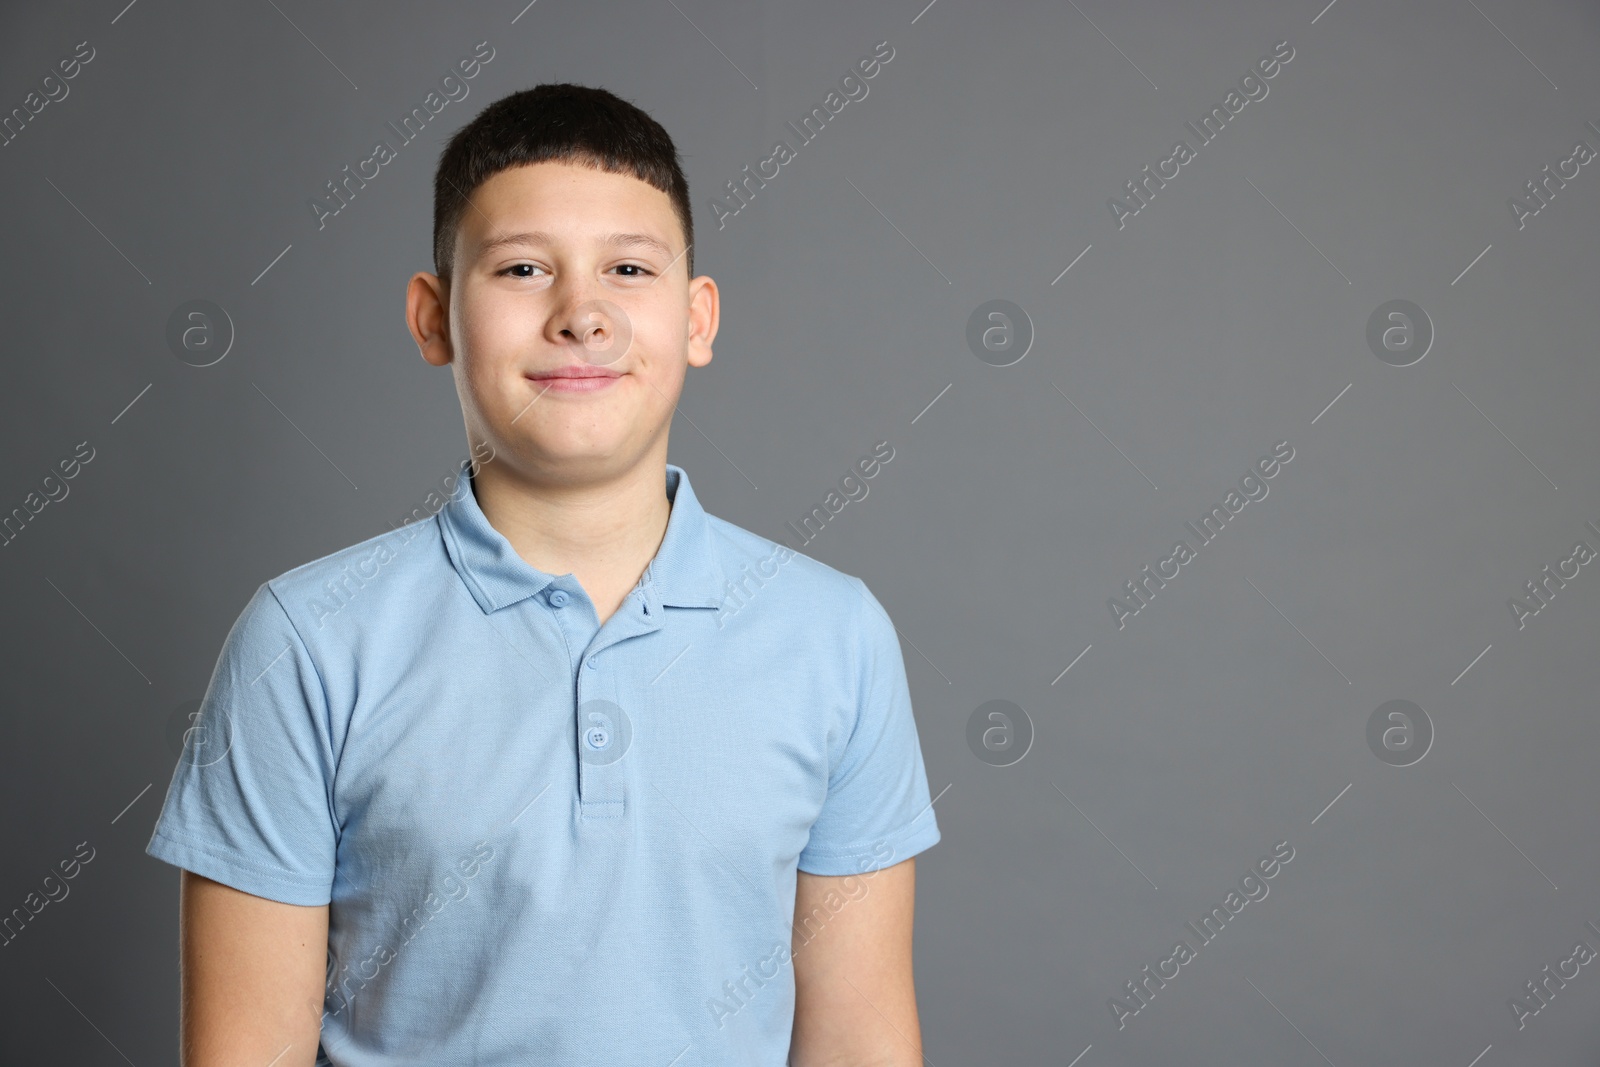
[495,264,654,278]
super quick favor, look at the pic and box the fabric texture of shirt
[145,460,941,1066]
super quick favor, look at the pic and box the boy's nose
[551,296,633,367]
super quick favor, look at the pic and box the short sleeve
[797,576,941,876]
[145,582,339,905]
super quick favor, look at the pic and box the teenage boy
[146,82,940,1066]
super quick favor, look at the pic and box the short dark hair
[432,83,694,283]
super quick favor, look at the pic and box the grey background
[2,0,1598,1063]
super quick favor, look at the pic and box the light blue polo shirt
[145,460,940,1066]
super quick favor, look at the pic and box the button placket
[576,663,626,818]
[575,594,661,821]
[540,582,609,818]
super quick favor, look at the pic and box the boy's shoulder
[257,515,443,636]
[699,508,884,628]
[703,506,834,579]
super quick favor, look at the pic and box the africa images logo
[165,697,233,768]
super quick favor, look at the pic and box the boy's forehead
[461,162,680,260]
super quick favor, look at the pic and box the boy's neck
[469,454,673,626]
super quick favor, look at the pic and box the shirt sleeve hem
[796,815,941,877]
[145,828,333,907]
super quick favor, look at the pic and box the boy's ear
[408,272,454,367]
[686,275,719,369]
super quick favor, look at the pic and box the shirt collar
[438,460,728,614]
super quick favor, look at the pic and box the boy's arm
[789,857,923,1067]
[180,870,329,1067]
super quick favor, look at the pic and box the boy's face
[408,161,716,485]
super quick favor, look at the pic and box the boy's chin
[519,440,644,471]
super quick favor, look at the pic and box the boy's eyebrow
[475,229,675,261]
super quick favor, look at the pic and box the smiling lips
[527,365,623,393]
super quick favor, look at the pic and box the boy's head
[430,83,695,284]
[407,83,717,488]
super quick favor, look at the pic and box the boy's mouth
[528,365,621,379]
[526,366,624,393]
